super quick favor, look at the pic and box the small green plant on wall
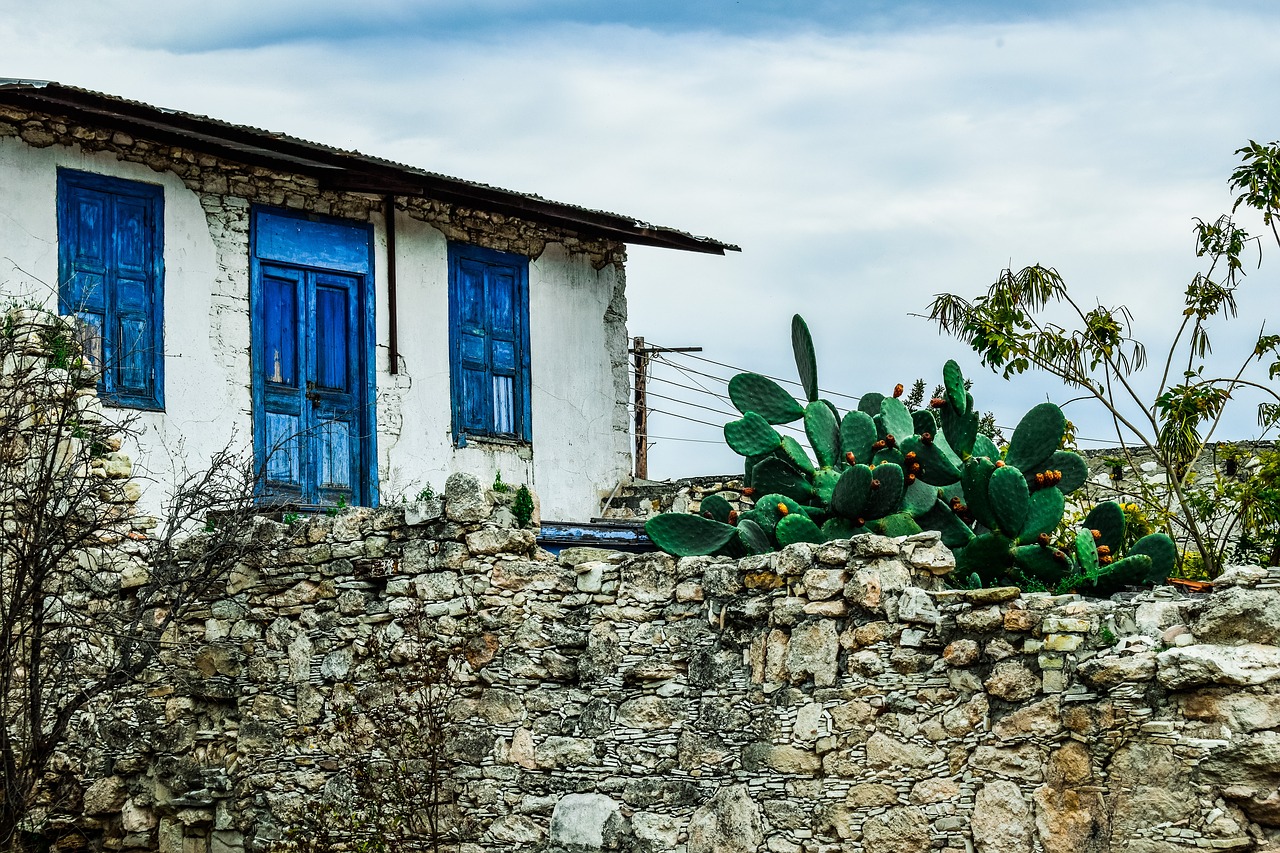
[513,484,535,528]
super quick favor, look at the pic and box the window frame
[56,168,165,410]
[447,242,532,445]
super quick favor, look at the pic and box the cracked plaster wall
[0,107,631,519]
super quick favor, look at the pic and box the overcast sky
[5,1,1280,479]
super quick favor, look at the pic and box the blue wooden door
[252,209,375,507]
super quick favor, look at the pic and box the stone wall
[54,471,1280,853]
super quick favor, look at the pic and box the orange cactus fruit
[742,487,755,496]
[885,434,896,447]
[845,451,856,464]
[1037,533,1051,546]
[905,451,917,460]
[728,510,739,524]
[930,398,946,408]
[1035,473,1045,485]
[1097,545,1111,555]
[995,460,1005,467]
[777,503,789,515]
[1091,529,1101,540]
[906,473,916,484]
[893,383,905,398]
[870,479,881,489]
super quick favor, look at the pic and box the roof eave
[0,81,740,256]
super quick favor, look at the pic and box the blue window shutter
[57,169,164,409]
[448,244,530,442]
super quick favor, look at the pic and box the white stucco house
[0,80,736,520]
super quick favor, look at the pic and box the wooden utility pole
[630,338,702,480]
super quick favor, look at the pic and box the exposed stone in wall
[601,475,751,521]
[48,469,1280,853]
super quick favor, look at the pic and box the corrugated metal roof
[0,79,739,255]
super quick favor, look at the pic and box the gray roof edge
[0,79,740,255]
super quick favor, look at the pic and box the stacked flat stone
[50,471,1280,853]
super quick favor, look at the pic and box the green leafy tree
[926,142,1280,577]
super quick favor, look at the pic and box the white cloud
[2,2,1278,479]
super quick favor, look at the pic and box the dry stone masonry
[53,471,1280,853]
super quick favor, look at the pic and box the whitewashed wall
[0,133,631,520]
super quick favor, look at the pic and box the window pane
[117,315,150,393]
[315,286,349,391]
[493,375,514,435]
[263,275,298,387]
[317,417,352,488]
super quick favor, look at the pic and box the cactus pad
[869,512,923,538]
[1074,527,1100,577]
[1014,543,1071,584]
[1046,450,1088,494]
[821,516,863,541]
[804,400,841,468]
[864,462,905,519]
[1128,533,1176,583]
[752,493,805,534]
[813,467,841,506]
[699,493,733,523]
[972,433,1002,461]
[858,392,885,416]
[736,519,773,555]
[645,513,738,556]
[918,499,976,549]
[912,408,939,436]
[840,410,877,465]
[725,412,782,457]
[960,457,999,531]
[779,436,815,474]
[1018,486,1065,543]
[728,372,805,424]
[791,314,819,402]
[777,512,824,547]
[831,464,873,519]
[943,360,968,412]
[903,477,940,518]
[941,405,979,460]
[988,464,1031,537]
[1090,554,1154,594]
[956,532,1016,584]
[875,397,914,444]
[1082,502,1126,556]
[1004,402,1066,473]
[751,457,815,504]
[902,434,961,486]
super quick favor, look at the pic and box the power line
[653,347,864,403]
[632,394,810,438]
[646,434,728,445]
[633,405,725,430]
[648,372,733,398]
[645,390,739,420]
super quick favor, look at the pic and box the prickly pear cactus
[644,315,1173,597]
